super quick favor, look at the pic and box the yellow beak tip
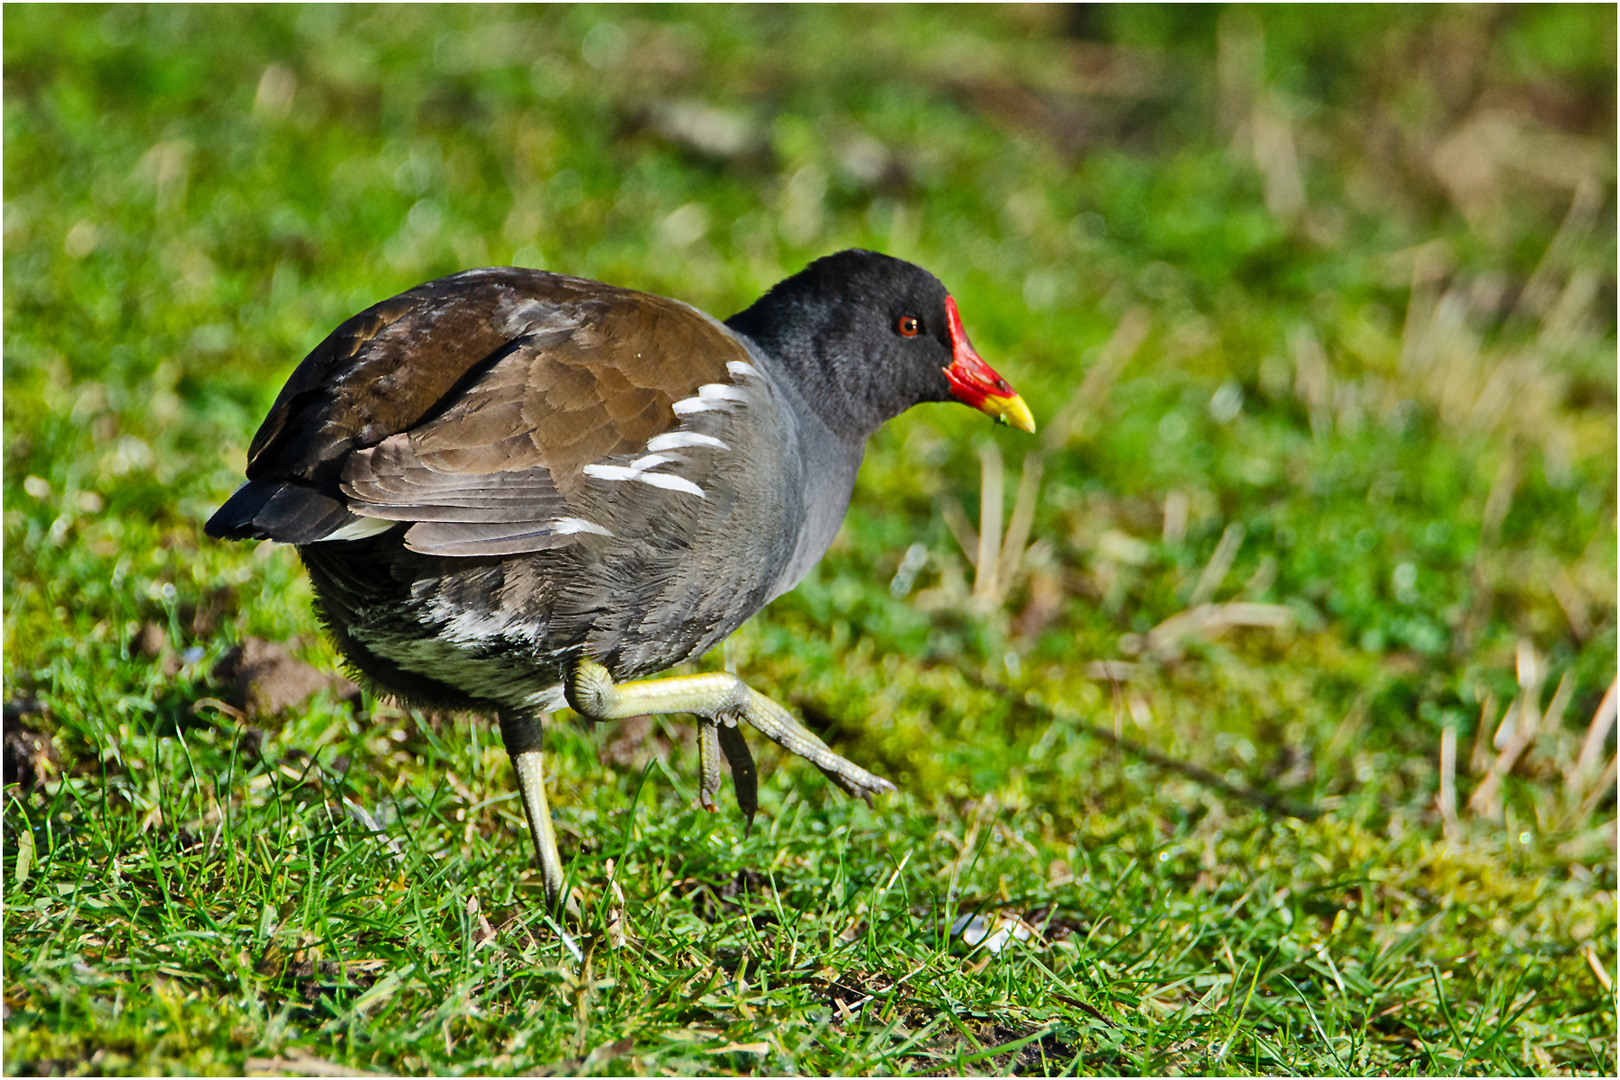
[991,394,1037,434]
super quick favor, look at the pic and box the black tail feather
[205,480,353,544]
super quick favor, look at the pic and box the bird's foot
[567,658,894,819]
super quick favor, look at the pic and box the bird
[206,249,1034,911]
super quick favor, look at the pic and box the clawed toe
[816,762,897,802]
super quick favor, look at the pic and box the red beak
[941,296,1036,432]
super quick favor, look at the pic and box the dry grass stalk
[1189,522,1246,608]
[1430,107,1607,231]
[1324,695,1368,772]
[1393,233,1580,452]
[1491,701,1523,753]
[1241,554,1277,598]
[1289,322,1333,441]
[1397,241,1452,376]
[942,445,1046,611]
[1085,659,1141,683]
[466,894,497,949]
[1042,305,1150,451]
[1214,7,1263,135]
[1572,680,1617,797]
[604,857,628,949]
[1583,944,1614,994]
[1512,177,1603,326]
[1539,265,1603,357]
[343,798,407,863]
[974,442,1004,601]
[997,453,1044,592]
[1469,643,1555,818]
[1577,756,1617,820]
[1469,692,1499,776]
[1517,639,1547,699]
[1162,490,1189,545]
[1550,570,1594,641]
[1439,724,1460,837]
[1252,91,1305,223]
[246,1048,382,1077]
[1538,671,1576,753]
[940,497,979,569]
[1131,602,1292,663]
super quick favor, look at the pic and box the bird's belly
[297,541,566,713]
[297,529,783,714]
[353,627,569,713]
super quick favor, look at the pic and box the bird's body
[208,250,1033,909]
[268,267,856,716]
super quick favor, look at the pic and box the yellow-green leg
[498,710,568,912]
[567,658,894,809]
[697,718,724,811]
[696,716,761,831]
[717,721,759,833]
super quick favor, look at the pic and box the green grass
[4,5,1615,1075]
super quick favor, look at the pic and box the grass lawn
[4,5,1615,1075]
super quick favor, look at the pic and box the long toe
[816,762,897,802]
[716,723,759,832]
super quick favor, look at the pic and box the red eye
[898,316,920,338]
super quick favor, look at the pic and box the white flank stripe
[638,473,705,498]
[319,516,397,541]
[671,397,711,415]
[446,606,509,643]
[646,432,728,452]
[551,517,614,537]
[726,360,762,379]
[524,684,568,712]
[583,464,638,482]
[698,383,749,404]
[628,453,672,472]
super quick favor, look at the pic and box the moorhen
[206,249,1034,910]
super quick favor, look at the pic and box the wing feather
[208,267,754,557]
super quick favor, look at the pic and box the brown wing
[207,267,751,555]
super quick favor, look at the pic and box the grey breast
[562,348,817,681]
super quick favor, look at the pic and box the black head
[726,249,1031,439]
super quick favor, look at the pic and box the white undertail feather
[550,517,615,537]
[670,398,712,415]
[670,383,750,415]
[320,516,398,541]
[699,383,749,404]
[583,461,656,482]
[637,472,706,497]
[582,373,753,500]
[646,431,728,452]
